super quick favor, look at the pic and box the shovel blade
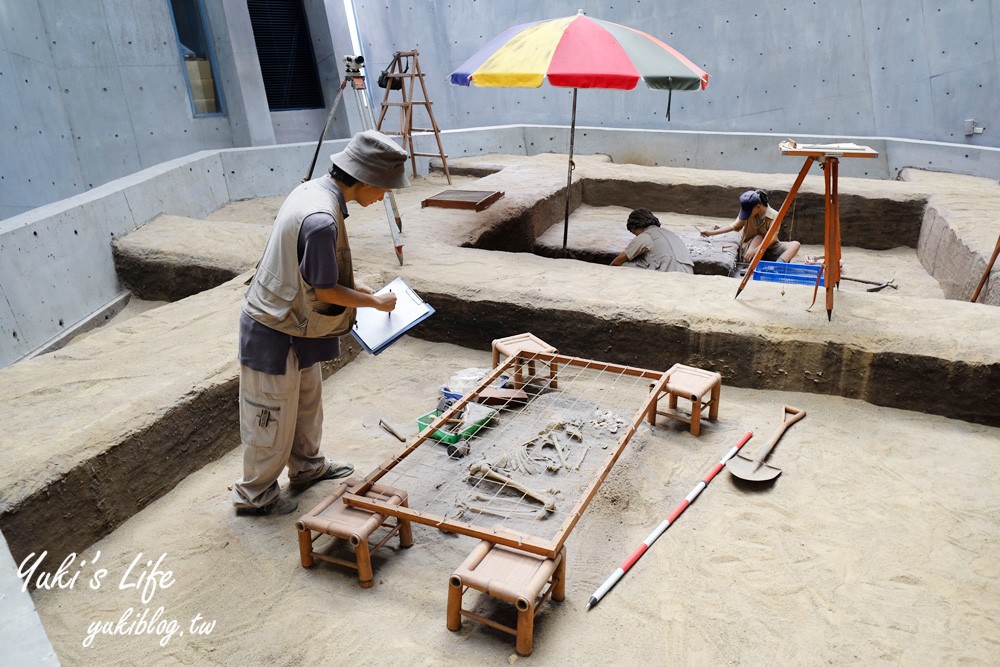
[726,453,782,482]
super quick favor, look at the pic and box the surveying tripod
[305,55,404,265]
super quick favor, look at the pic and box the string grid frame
[346,350,670,559]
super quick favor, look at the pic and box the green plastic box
[416,409,492,444]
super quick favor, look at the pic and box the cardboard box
[185,58,213,79]
[193,98,218,114]
[188,76,215,98]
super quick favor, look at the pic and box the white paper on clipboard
[350,277,435,355]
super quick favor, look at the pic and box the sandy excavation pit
[6,155,999,663]
[26,337,1000,665]
[363,356,661,547]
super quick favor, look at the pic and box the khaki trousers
[231,348,327,509]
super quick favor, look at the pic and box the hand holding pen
[373,290,397,313]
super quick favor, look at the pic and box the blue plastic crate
[751,261,824,286]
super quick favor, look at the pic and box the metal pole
[586,431,753,610]
[303,79,348,182]
[349,74,405,265]
[561,87,578,255]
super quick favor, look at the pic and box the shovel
[726,405,806,482]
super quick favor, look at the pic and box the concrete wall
[2,1,998,220]
[420,125,1000,181]
[357,0,999,163]
[0,137,354,368]
[0,530,59,665]
[0,0,356,220]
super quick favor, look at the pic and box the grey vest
[243,179,355,338]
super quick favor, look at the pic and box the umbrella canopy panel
[450,13,709,92]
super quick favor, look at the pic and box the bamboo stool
[491,333,558,390]
[296,479,413,588]
[447,540,566,657]
[647,364,722,436]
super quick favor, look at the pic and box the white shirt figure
[622,226,694,274]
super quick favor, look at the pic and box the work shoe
[235,496,299,517]
[288,459,354,490]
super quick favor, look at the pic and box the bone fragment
[468,463,556,512]
[467,504,541,520]
[564,422,583,441]
[540,432,571,471]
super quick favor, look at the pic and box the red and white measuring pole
[586,431,754,610]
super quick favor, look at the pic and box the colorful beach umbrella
[451,11,709,251]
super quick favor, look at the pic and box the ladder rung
[376,52,449,173]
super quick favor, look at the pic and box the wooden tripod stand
[970,230,1000,303]
[376,50,451,184]
[735,140,879,319]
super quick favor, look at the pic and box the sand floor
[22,165,997,664]
[29,336,1000,665]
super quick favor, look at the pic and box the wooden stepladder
[375,50,451,184]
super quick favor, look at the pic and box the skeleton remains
[467,462,558,513]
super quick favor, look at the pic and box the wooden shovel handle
[751,405,807,465]
[782,405,807,426]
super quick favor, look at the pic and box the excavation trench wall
[0,380,240,570]
[415,294,999,428]
[0,278,362,568]
[580,179,927,250]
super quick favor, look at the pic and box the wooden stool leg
[690,398,701,437]
[492,347,500,368]
[552,553,567,602]
[398,520,414,548]
[709,383,720,421]
[647,395,658,425]
[668,392,678,410]
[447,577,463,631]
[515,601,535,657]
[354,536,374,588]
[549,362,558,389]
[398,500,414,548]
[297,528,315,568]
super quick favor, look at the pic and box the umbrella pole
[562,87,578,255]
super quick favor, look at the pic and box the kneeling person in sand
[610,208,694,274]
[701,189,800,263]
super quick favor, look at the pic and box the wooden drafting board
[344,350,670,559]
[421,189,505,211]
[779,142,879,159]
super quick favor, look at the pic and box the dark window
[169,0,224,115]
[247,0,324,111]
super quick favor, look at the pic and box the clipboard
[351,277,435,355]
